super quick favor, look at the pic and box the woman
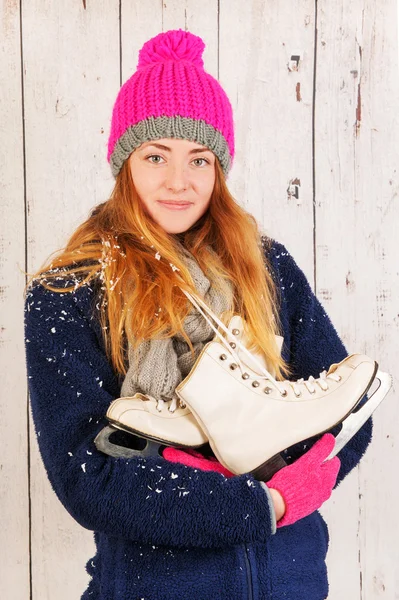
[24,29,372,600]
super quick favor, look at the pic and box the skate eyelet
[310,389,316,394]
[252,381,260,388]
[280,389,288,397]
[294,391,302,397]
[264,387,272,394]
[337,375,342,381]
[232,328,240,335]
[229,342,236,349]
[230,363,238,370]
[241,372,250,380]
[219,354,228,360]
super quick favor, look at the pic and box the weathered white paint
[221,0,315,276]
[0,1,30,599]
[1,1,398,598]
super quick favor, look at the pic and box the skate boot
[94,392,208,459]
[173,284,392,479]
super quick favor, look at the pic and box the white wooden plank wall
[1,1,397,598]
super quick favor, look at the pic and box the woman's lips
[158,201,193,211]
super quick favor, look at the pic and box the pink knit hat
[107,29,235,178]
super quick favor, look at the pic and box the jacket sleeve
[272,242,373,487]
[24,282,276,549]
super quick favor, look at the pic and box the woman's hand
[266,434,340,527]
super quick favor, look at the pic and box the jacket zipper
[242,544,254,600]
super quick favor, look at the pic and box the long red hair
[25,157,292,380]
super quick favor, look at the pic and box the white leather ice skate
[173,288,393,479]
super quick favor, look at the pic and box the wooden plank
[349,1,399,596]
[220,0,316,277]
[314,3,364,596]
[22,1,120,598]
[0,1,30,599]
[316,1,399,598]
[121,0,219,99]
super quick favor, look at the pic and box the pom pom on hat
[137,29,205,70]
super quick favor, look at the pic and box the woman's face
[128,138,216,234]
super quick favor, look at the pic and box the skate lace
[255,369,342,397]
[287,370,342,396]
[151,393,185,413]
[221,346,343,397]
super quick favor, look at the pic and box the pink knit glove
[162,447,234,478]
[266,433,341,527]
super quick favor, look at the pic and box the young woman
[24,29,372,600]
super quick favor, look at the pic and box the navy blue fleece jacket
[24,238,372,600]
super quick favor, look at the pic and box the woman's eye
[192,158,209,167]
[147,155,163,164]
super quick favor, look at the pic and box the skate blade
[107,417,206,450]
[94,420,206,460]
[94,425,163,459]
[325,368,393,461]
[251,453,288,481]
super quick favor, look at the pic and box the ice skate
[94,320,284,459]
[173,288,393,480]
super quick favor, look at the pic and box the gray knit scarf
[120,245,235,402]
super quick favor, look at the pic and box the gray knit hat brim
[109,115,231,178]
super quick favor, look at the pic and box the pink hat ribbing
[107,29,235,178]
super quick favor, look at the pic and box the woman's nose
[165,164,189,193]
